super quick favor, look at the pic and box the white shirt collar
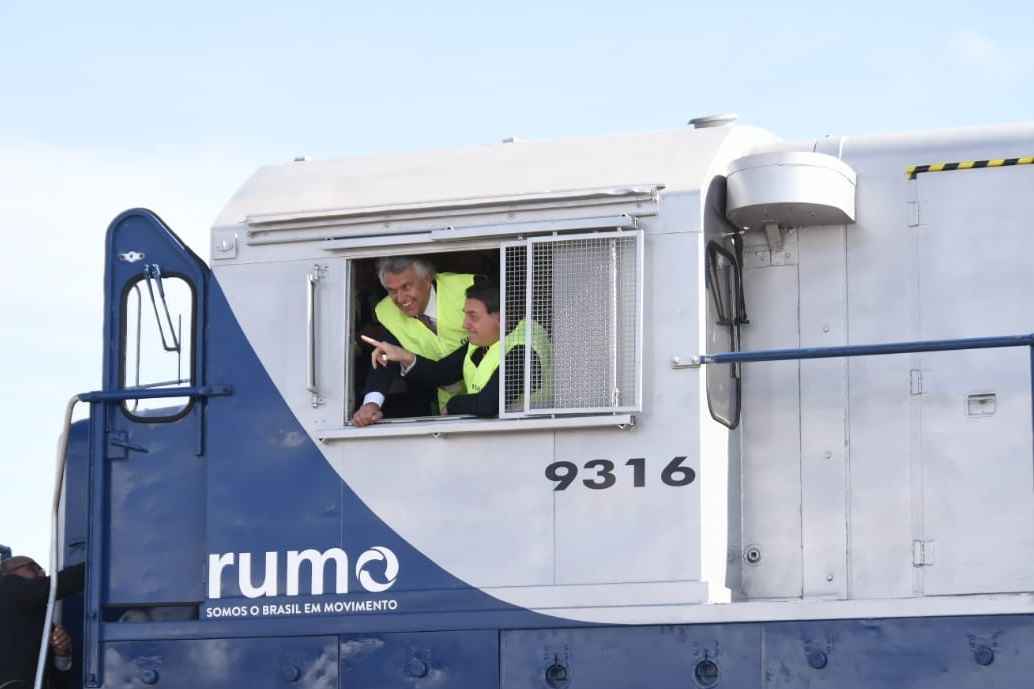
[424,284,437,320]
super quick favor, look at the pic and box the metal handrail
[698,332,1034,438]
[698,333,1034,365]
[78,385,232,403]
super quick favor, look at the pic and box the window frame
[321,412,637,441]
[499,229,645,419]
[118,271,198,424]
[338,227,645,435]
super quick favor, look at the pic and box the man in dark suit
[0,556,84,689]
[352,256,476,426]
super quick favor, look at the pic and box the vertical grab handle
[306,266,324,408]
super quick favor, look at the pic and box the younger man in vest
[362,279,551,417]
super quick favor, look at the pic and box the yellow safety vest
[462,320,554,410]
[375,272,475,411]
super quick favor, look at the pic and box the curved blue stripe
[203,276,569,628]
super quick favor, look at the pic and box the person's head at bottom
[0,555,73,685]
[0,556,43,579]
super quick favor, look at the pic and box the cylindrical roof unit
[725,151,856,229]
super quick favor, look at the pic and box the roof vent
[689,113,737,129]
[725,152,856,229]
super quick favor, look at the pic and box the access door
[92,209,210,607]
[916,166,1034,595]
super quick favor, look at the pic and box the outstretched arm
[404,346,467,389]
[353,330,409,426]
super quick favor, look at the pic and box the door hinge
[912,539,935,567]
[907,200,921,227]
[910,369,923,395]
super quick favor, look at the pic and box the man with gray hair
[352,256,475,426]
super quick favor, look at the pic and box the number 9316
[545,457,695,491]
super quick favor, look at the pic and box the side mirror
[705,240,746,326]
[704,240,746,429]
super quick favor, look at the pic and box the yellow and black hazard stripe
[907,156,1034,180]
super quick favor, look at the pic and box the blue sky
[3,1,1032,156]
[1,0,1031,561]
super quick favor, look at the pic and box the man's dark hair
[465,277,500,314]
[0,555,39,576]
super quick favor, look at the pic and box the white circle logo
[355,546,399,593]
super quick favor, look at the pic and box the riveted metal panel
[100,636,338,689]
[797,226,848,599]
[739,261,802,599]
[339,630,497,688]
[501,625,761,689]
[842,168,915,601]
[763,616,1034,688]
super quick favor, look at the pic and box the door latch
[108,430,149,455]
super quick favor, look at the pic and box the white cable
[33,396,79,689]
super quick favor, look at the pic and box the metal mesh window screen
[501,231,642,416]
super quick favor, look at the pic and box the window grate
[501,231,642,417]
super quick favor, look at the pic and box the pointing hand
[361,335,416,370]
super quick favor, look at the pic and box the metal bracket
[912,539,935,567]
[107,430,149,455]
[910,369,923,395]
[672,356,701,369]
[213,232,238,259]
[907,174,921,227]
[764,223,784,253]
[907,201,921,227]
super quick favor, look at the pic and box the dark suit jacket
[406,344,542,417]
[0,562,85,689]
[359,330,437,417]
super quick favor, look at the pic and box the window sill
[317,413,637,441]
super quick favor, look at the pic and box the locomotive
[43,116,1034,687]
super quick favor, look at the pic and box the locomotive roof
[215,125,776,226]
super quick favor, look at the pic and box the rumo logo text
[207,546,399,599]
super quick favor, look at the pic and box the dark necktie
[471,346,488,365]
[418,314,437,335]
